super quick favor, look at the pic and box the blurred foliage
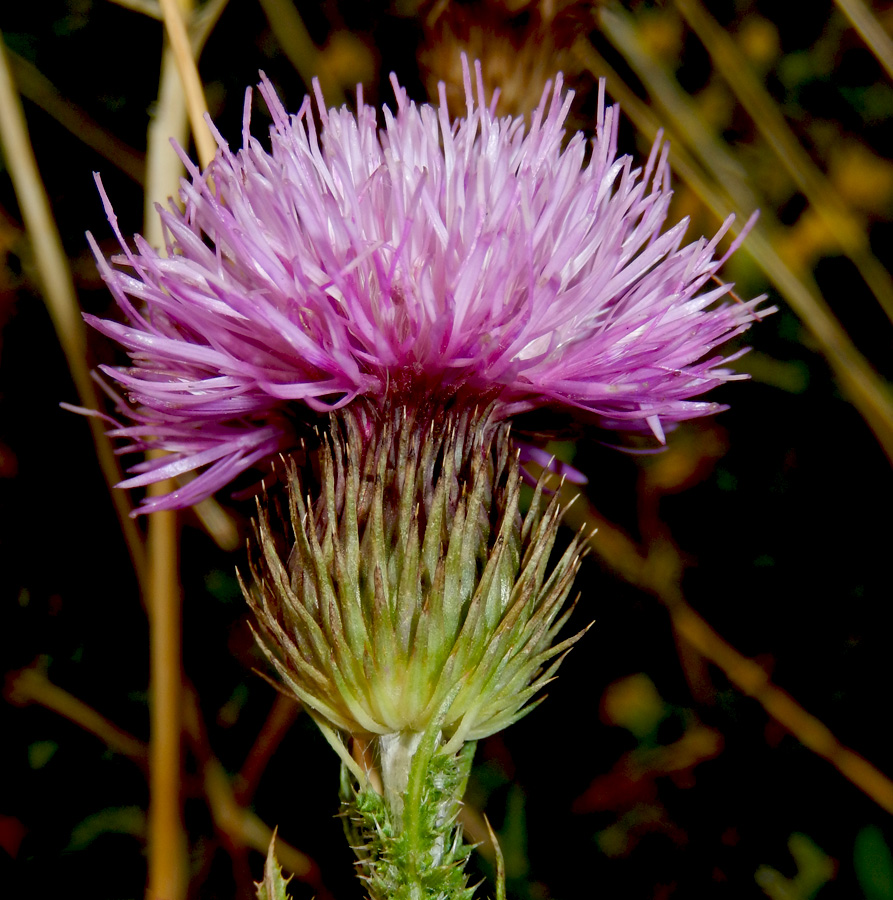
[855,826,893,900]
[2,1,893,899]
[755,833,836,900]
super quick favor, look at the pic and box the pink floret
[87,57,769,513]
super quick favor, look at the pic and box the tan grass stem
[598,5,759,214]
[578,28,893,463]
[6,666,324,891]
[6,666,148,767]
[6,48,145,183]
[835,0,893,84]
[157,0,215,168]
[142,0,243,885]
[180,687,328,894]
[234,694,301,805]
[146,484,186,900]
[142,11,193,897]
[144,0,239,552]
[106,0,164,17]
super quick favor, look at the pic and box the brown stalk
[143,6,239,553]
[157,0,215,168]
[141,0,248,888]
[6,665,325,892]
[234,693,302,806]
[106,0,163,17]
[181,686,331,898]
[6,48,145,183]
[255,0,347,107]
[141,2,194,894]
[6,666,149,769]
[145,482,186,900]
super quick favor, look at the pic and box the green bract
[244,401,586,755]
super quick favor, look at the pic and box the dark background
[2,1,893,898]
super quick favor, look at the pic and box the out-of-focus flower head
[87,56,766,514]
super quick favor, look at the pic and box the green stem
[341,736,477,900]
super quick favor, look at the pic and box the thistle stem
[379,731,426,822]
[342,739,477,900]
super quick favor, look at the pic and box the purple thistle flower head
[87,57,767,514]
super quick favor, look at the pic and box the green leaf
[67,806,145,851]
[255,833,292,900]
[27,740,58,770]
[855,826,893,900]
[484,815,506,900]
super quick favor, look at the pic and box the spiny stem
[342,739,477,900]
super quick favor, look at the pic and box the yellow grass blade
[835,0,893,83]
[674,0,893,326]
[589,10,893,463]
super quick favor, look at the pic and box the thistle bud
[246,401,586,759]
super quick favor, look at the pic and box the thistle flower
[87,59,765,514]
[84,61,769,898]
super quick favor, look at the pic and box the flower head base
[245,401,586,755]
[89,59,766,513]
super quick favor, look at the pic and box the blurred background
[2,1,893,898]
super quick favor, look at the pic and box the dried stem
[142,8,193,895]
[140,0,245,887]
[157,0,215,168]
[106,0,163,17]
[6,666,148,768]
[181,687,330,897]
[6,665,326,894]
[576,30,893,464]
[204,757,327,891]
[144,36,190,244]
[667,596,893,814]
[144,1,239,552]
[835,0,893,83]
[6,47,145,183]
[234,694,302,806]
[255,0,346,107]
[146,483,186,900]
[673,0,893,326]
